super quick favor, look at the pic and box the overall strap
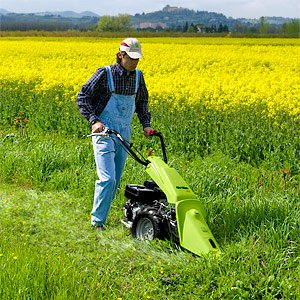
[135,68,141,96]
[105,66,115,93]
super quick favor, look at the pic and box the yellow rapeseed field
[1,37,299,119]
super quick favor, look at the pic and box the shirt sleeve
[76,67,107,124]
[135,72,151,128]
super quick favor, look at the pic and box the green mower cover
[146,156,220,256]
[175,200,220,256]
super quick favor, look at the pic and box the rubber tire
[169,220,180,244]
[131,209,163,240]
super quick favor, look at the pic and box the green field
[0,37,299,299]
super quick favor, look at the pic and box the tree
[283,19,300,37]
[260,16,265,34]
[175,25,183,32]
[233,22,247,34]
[259,16,270,34]
[217,24,229,33]
[282,22,287,33]
[223,25,229,32]
[116,14,132,31]
[182,21,189,32]
[187,23,197,33]
[97,15,114,31]
[97,14,132,32]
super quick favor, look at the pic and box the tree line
[96,14,299,36]
[233,17,299,36]
[0,14,98,31]
[1,13,299,37]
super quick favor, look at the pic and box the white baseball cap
[120,38,144,59]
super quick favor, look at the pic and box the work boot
[91,224,106,231]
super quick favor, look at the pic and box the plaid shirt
[76,63,151,128]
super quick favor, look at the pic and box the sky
[1,0,300,19]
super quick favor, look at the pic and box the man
[76,38,153,229]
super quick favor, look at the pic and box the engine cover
[124,181,166,204]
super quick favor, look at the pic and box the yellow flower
[0,254,3,257]
[1,38,299,120]
[13,256,17,260]
[158,261,162,265]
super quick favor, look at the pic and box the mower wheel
[131,209,163,241]
[169,220,180,244]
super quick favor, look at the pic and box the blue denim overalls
[91,65,141,227]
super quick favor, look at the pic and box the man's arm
[135,72,152,137]
[76,68,107,125]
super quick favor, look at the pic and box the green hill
[132,5,233,28]
[0,5,298,31]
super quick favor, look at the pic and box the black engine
[122,180,179,243]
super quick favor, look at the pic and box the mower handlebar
[88,127,167,165]
[149,129,158,136]
[150,130,168,164]
[88,129,149,166]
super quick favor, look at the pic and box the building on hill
[162,5,187,12]
[196,24,217,33]
[133,22,167,30]
[140,22,167,29]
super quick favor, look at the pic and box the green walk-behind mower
[90,129,220,257]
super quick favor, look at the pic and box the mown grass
[1,45,300,298]
[1,112,300,299]
[1,146,299,299]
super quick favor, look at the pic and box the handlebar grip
[150,129,158,136]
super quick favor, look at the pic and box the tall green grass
[1,78,299,299]
[1,82,299,171]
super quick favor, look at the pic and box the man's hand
[92,121,105,133]
[143,127,155,139]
